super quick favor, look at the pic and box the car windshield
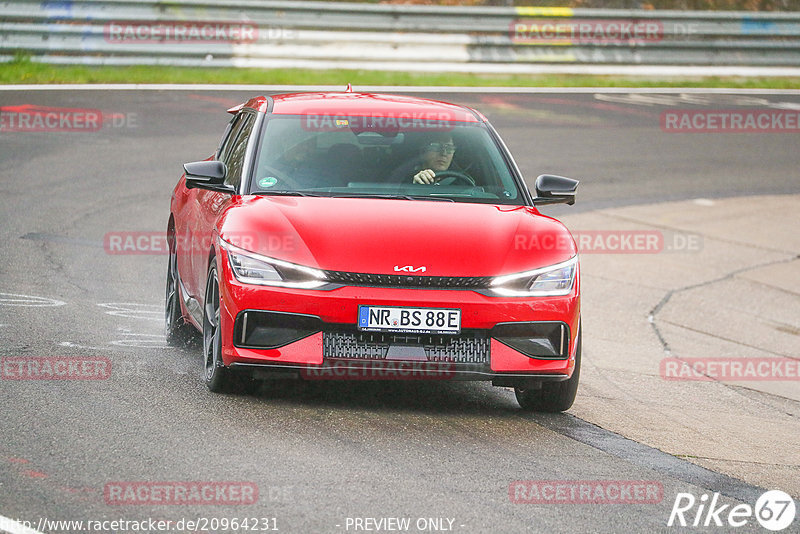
[248,114,524,205]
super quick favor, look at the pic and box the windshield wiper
[418,195,456,202]
[255,191,455,202]
[255,191,325,197]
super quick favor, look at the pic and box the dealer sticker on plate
[358,306,461,334]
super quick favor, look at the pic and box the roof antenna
[345,83,353,93]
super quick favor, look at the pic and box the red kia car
[166,90,581,412]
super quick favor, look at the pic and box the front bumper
[217,251,580,382]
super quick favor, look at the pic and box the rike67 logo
[668,490,796,531]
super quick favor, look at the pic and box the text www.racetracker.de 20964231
[0,516,279,533]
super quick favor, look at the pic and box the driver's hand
[413,169,436,185]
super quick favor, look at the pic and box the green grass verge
[2,59,799,89]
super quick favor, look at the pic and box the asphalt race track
[1,88,799,533]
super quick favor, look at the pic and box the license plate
[358,306,461,334]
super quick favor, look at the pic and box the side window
[222,113,255,190]
[217,114,243,161]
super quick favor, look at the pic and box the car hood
[218,196,576,277]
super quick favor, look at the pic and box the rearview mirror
[183,160,232,192]
[532,174,579,206]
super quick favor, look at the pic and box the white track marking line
[0,293,65,307]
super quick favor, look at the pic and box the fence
[2,0,800,72]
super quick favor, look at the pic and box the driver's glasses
[426,143,456,155]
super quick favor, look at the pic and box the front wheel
[202,260,238,392]
[515,329,581,412]
[201,259,259,394]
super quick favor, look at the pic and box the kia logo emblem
[394,265,426,273]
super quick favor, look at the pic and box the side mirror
[183,160,233,192]
[533,174,579,206]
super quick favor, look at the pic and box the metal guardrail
[1,0,800,71]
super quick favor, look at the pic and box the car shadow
[241,377,524,416]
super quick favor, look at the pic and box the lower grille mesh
[323,331,490,364]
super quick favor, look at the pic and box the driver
[411,133,459,185]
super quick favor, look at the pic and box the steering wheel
[434,170,476,187]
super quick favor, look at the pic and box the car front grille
[322,330,490,364]
[323,270,491,289]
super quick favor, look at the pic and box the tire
[202,259,259,394]
[202,259,238,392]
[515,329,581,413]
[165,247,196,346]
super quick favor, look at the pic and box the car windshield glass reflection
[250,115,522,205]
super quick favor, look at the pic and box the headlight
[490,256,577,297]
[219,238,327,289]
